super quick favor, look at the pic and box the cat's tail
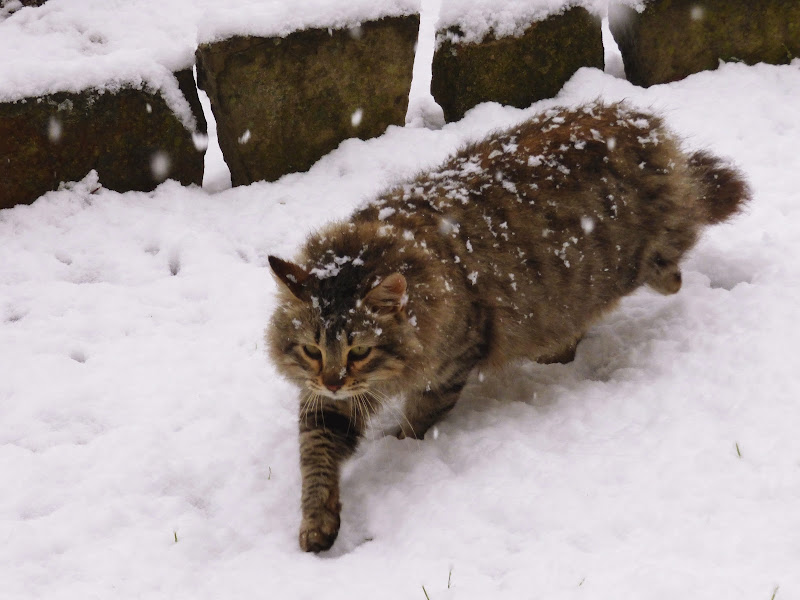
[689,151,751,224]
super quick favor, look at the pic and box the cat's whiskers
[349,394,359,431]
[301,390,324,428]
[366,388,419,441]
[357,393,368,430]
[299,392,312,423]
[299,390,313,417]
[354,393,371,431]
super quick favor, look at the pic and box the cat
[266,102,749,552]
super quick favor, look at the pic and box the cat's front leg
[398,340,486,439]
[298,405,363,552]
[399,382,466,440]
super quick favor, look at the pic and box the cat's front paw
[299,510,341,552]
[397,420,431,440]
[383,423,425,439]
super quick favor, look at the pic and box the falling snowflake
[150,151,171,182]
[192,133,209,151]
[690,5,705,20]
[47,117,62,143]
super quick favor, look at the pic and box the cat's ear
[268,255,311,301]
[364,272,407,315]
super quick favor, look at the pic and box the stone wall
[196,15,419,186]
[4,1,797,209]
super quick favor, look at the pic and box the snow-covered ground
[3,3,800,598]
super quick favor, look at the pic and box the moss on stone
[0,69,206,209]
[430,7,604,124]
[196,15,419,186]
[609,0,800,87]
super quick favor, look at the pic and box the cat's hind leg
[646,255,683,295]
[536,336,582,364]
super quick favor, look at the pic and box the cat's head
[266,255,421,401]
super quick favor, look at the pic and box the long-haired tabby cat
[267,102,749,552]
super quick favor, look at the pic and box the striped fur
[266,102,750,552]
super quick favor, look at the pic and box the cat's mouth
[309,384,360,401]
[320,389,348,400]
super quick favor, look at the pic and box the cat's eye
[348,346,371,361]
[302,345,322,360]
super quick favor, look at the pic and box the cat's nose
[326,383,342,392]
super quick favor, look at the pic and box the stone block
[1,0,49,10]
[609,0,800,87]
[196,15,419,186]
[0,0,48,20]
[431,7,603,123]
[0,70,206,209]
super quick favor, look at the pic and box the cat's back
[359,103,692,253]
[360,102,693,291]
[354,102,730,364]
